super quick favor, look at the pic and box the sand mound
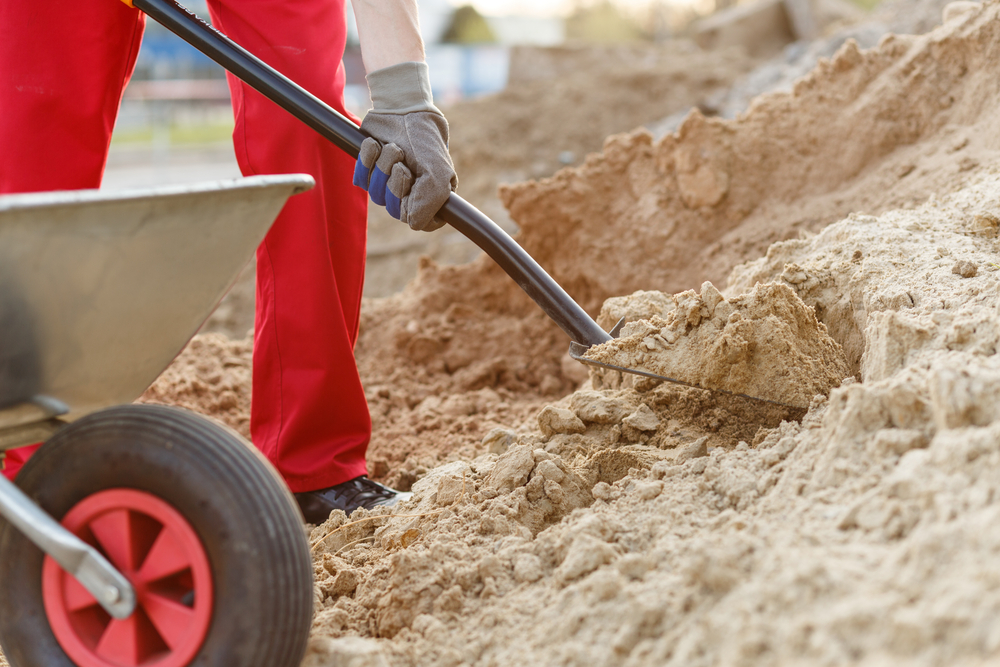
[298,170,1000,667]
[727,179,1000,383]
[115,2,1000,665]
[300,4,1000,663]
[502,2,1000,309]
[373,0,1000,402]
[584,281,850,406]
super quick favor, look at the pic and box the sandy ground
[9,0,1000,665]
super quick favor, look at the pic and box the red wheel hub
[42,489,214,667]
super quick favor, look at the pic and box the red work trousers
[0,0,371,492]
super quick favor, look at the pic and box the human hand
[352,62,458,231]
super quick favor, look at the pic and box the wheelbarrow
[0,176,316,667]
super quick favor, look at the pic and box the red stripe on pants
[1,0,371,491]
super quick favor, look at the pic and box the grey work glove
[352,62,458,232]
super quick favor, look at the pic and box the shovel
[125,0,806,425]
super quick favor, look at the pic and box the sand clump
[584,281,850,407]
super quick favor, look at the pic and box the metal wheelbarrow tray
[0,176,316,667]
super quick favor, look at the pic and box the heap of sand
[122,2,1000,665]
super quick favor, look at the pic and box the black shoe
[294,476,412,524]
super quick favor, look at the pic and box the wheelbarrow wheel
[0,404,313,667]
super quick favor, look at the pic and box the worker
[0,0,456,523]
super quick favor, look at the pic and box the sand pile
[583,281,850,406]
[300,5,1000,664]
[447,42,757,224]
[297,170,1000,667]
[111,2,1000,665]
[503,0,999,309]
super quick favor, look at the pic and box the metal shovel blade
[568,336,808,428]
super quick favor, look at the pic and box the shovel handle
[132,0,612,348]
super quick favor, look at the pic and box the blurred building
[119,0,573,133]
[132,0,222,80]
[345,2,569,111]
[487,16,564,46]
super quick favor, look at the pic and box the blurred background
[102,0,944,336]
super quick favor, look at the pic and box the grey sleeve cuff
[366,61,442,115]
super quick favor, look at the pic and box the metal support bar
[133,0,612,349]
[0,474,136,619]
[0,398,68,431]
[0,397,70,451]
[0,419,63,452]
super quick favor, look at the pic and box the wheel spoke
[136,527,192,584]
[62,573,100,612]
[44,486,215,667]
[95,615,139,666]
[89,509,136,571]
[142,594,195,650]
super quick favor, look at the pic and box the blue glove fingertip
[386,191,402,220]
[353,159,371,190]
[369,166,390,207]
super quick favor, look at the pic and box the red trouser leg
[208,0,371,492]
[0,0,144,194]
[0,0,144,480]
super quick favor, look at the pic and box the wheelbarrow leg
[0,473,135,618]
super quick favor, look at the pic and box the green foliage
[566,0,646,43]
[110,121,234,146]
[847,0,881,10]
[442,5,498,44]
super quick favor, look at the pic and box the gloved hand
[353,62,458,232]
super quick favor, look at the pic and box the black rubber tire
[0,404,313,667]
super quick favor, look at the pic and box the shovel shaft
[133,0,612,348]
